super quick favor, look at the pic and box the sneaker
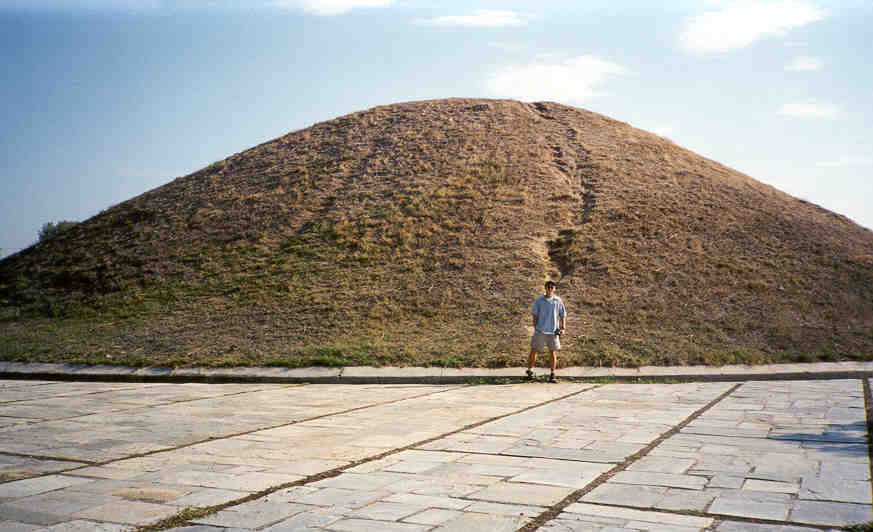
[525,368,534,380]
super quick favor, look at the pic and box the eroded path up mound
[0,379,868,531]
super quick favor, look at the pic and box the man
[527,280,566,382]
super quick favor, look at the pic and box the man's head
[544,280,557,297]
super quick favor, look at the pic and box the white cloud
[647,124,677,138]
[777,101,840,119]
[679,1,826,55]
[414,10,530,28]
[484,55,629,105]
[270,0,392,16]
[816,155,873,168]
[785,55,823,71]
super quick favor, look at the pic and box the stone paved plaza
[0,377,869,531]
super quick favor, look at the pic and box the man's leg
[527,348,538,379]
[548,349,557,381]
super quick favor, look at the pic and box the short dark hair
[544,281,557,289]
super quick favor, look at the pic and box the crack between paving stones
[0,383,303,423]
[0,451,95,465]
[524,378,873,531]
[0,383,462,485]
[414,447,619,465]
[132,383,604,532]
[682,431,865,444]
[0,382,151,405]
[518,382,743,532]
[580,501,840,532]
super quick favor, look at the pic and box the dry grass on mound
[2,99,872,369]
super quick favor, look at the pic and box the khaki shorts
[531,331,561,352]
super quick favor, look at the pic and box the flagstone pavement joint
[517,383,744,531]
[0,384,463,481]
[153,379,871,531]
[534,378,873,532]
[0,366,871,532]
[131,384,602,531]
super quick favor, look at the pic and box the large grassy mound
[2,99,872,368]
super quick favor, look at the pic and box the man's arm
[531,299,539,330]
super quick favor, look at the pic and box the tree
[38,220,79,242]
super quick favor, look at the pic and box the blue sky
[1,0,871,257]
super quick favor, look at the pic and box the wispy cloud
[777,101,840,119]
[484,55,629,104]
[271,0,392,16]
[679,1,826,55]
[816,155,873,168]
[785,55,823,71]
[414,10,530,28]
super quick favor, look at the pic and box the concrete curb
[0,361,871,384]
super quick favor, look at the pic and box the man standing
[527,280,566,382]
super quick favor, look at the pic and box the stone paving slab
[714,523,840,532]
[155,382,733,532]
[549,502,715,530]
[0,380,589,529]
[0,377,868,531]
[0,383,452,467]
[581,379,873,528]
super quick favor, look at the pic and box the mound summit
[2,98,872,368]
